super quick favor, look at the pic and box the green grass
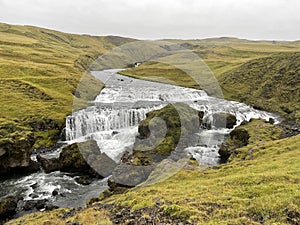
[6,208,112,225]
[119,61,202,89]
[100,120,300,224]
[120,49,300,123]
[1,23,300,224]
[8,120,300,224]
[0,23,134,148]
[219,52,300,123]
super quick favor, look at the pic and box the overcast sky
[0,0,299,40]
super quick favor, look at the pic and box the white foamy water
[66,69,280,164]
[0,68,281,208]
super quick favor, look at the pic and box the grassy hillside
[7,120,300,224]
[0,23,134,148]
[1,24,299,224]
[119,42,300,123]
[220,52,300,124]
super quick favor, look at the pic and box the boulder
[212,113,237,129]
[0,130,39,176]
[0,196,17,221]
[36,155,62,173]
[218,128,250,163]
[230,128,250,147]
[75,176,92,185]
[38,140,117,178]
[111,163,155,187]
[218,143,231,163]
[78,140,117,177]
[111,103,204,189]
[132,103,204,165]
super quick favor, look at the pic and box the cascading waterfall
[65,69,280,165]
[66,105,163,140]
[0,68,281,209]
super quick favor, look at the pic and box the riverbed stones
[111,103,204,188]
[37,140,117,178]
[112,163,155,187]
[218,127,250,162]
[0,196,17,221]
[0,130,39,176]
[212,113,237,128]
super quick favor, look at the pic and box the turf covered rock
[38,140,117,178]
[212,113,237,129]
[0,125,39,175]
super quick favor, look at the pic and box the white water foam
[65,69,280,165]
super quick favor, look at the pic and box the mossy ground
[5,208,112,225]
[119,41,300,123]
[2,24,300,224]
[5,121,300,225]
[132,103,201,165]
[102,120,300,224]
[0,23,134,148]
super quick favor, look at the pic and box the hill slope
[0,23,134,148]
[220,52,300,124]
[7,120,300,224]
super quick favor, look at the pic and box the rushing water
[66,69,279,165]
[0,69,280,209]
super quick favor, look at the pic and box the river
[0,69,280,210]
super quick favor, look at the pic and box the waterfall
[65,105,163,141]
[65,69,280,164]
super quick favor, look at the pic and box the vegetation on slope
[5,208,112,225]
[0,23,134,149]
[101,120,300,224]
[1,24,299,224]
[120,46,300,123]
[8,120,300,224]
[220,52,300,124]
[131,103,203,165]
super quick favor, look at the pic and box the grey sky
[0,0,299,40]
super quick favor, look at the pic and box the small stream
[0,69,280,209]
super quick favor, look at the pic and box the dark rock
[38,140,117,178]
[24,160,41,173]
[112,163,155,187]
[23,199,48,211]
[0,130,38,176]
[268,118,275,124]
[45,204,59,211]
[75,176,92,185]
[37,155,62,173]
[218,128,250,163]
[230,128,250,146]
[218,144,231,163]
[0,196,17,221]
[29,193,39,199]
[30,182,38,189]
[52,189,59,196]
[79,140,117,177]
[112,131,119,135]
[212,113,237,128]
[278,122,300,138]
